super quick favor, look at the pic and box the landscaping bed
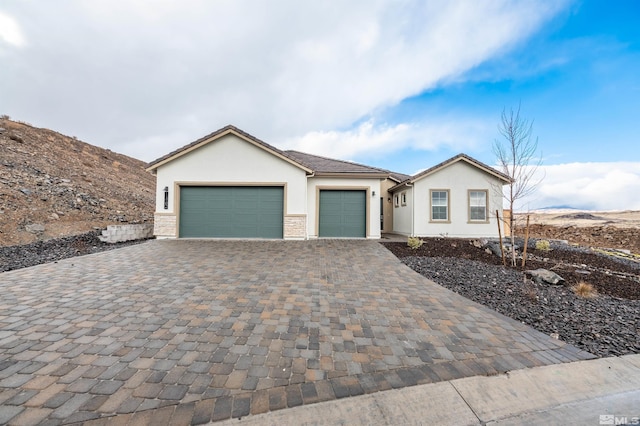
[383,238,640,358]
[0,231,150,272]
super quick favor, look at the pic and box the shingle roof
[389,153,511,192]
[284,150,389,175]
[389,172,412,183]
[146,125,312,172]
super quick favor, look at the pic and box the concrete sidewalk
[219,354,640,425]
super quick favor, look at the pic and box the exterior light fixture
[163,186,169,210]
[372,191,376,197]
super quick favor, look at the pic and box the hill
[0,117,155,247]
[514,210,640,254]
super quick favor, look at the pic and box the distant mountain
[0,117,154,247]
[538,205,581,210]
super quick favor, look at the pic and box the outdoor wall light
[372,191,376,197]
[387,197,392,203]
[163,186,169,210]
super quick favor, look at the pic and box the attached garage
[318,190,366,238]
[179,186,284,238]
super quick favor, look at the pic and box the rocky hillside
[0,117,155,247]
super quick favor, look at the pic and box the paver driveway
[0,240,594,424]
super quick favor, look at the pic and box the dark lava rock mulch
[383,239,640,358]
[0,231,151,272]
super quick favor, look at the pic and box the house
[146,125,510,240]
[388,154,511,238]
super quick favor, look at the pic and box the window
[401,192,407,206]
[469,190,488,221]
[430,190,449,221]
[394,194,400,207]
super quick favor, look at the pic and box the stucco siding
[307,177,382,239]
[153,134,308,238]
[412,161,504,238]
[380,179,396,233]
[391,186,413,235]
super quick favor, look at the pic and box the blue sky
[1,1,639,210]
[360,1,640,190]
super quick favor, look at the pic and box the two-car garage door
[179,186,283,238]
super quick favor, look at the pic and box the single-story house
[146,125,510,240]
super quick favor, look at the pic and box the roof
[146,125,313,173]
[284,150,389,176]
[389,171,412,183]
[389,153,512,192]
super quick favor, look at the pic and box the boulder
[526,269,565,285]
[25,223,45,234]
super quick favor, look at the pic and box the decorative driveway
[0,240,594,425]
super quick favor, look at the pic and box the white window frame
[468,189,489,223]
[430,189,450,222]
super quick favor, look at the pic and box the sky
[1,0,639,211]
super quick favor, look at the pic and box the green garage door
[319,190,366,237]
[179,186,283,238]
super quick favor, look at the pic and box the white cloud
[0,0,567,161]
[0,11,26,47]
[514,162,640,211]
[283,117,489,160]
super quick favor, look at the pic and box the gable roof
[146,125,313,173]
[284,150,389,177]
[389,153,511,192]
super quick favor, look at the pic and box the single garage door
[319,190,366,237]
[179,186,283,238]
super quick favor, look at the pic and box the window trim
[394,194,400,208]
[401,191,407,206]
[429,189,450,223]
[468,189,489,223]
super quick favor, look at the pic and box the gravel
[0,231,151,272]
[402,255,640,358]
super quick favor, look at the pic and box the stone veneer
[283,215,306,239]
[154,214,177,237]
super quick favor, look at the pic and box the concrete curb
[217,354,640,425]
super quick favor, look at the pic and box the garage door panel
[319,190,366,238]
[179,186,283,238]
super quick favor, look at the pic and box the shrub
[407,237,424,250]
[572,281,597,298]
[535,239,551,251]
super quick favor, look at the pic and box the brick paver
[0,240,595,424]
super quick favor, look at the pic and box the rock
[485,241,504,257]
[8,133,24,143]
[50,213,59,220]
[19,188,32,196]
[525,268,565,285]
[25,223,45,233]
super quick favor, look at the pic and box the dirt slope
[513,211,640,254]
[0,117,155,246]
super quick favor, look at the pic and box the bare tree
[493,104,543,266]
